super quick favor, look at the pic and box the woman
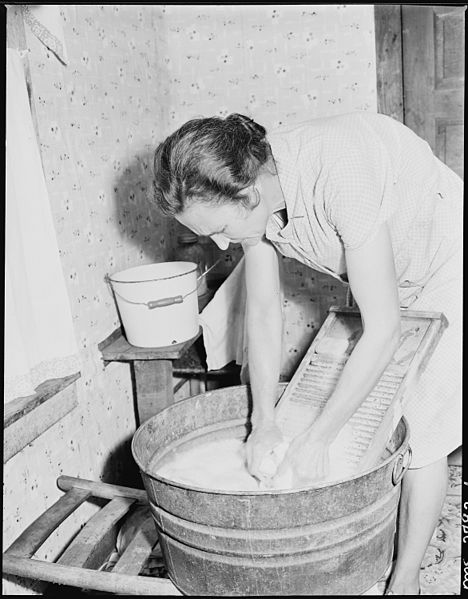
[152,111,462,595]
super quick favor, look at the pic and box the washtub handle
[392,446,412,486]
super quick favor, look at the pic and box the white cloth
[5,49,79,403]
[199,258,247,372]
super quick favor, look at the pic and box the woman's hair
[152,113,271,215]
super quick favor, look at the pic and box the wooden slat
[4,373,81,428]
[329,305,448,323]
[4,383,79,463]
[57,475,148,502]
[5,488,91,558]
[57,497,135,569]
[112,516,158,575]
[2,554,181,595]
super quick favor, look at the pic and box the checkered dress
[265,112,462,468]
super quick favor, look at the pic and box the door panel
[402,5,465,179]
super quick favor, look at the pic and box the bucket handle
[105,258,221,309]
[147,296,184,309]
[104,274,196,310]
[392,446,412,486]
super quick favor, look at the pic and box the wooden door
[401,5,465,179]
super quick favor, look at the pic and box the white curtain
[5,49,80,404]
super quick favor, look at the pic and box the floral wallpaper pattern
[159,4,376,130]
[4,5,377,593]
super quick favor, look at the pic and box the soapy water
[151,432,358,492]
[154,438,260,492]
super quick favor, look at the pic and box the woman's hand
[245,419,284,482]
[273,427,331,487]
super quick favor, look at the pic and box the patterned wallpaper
[4,5,376,593]
[160,4,376,129]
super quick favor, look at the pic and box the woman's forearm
[311,325,401,442]
[247,300,283,427]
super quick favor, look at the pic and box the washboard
[275,307,448,477]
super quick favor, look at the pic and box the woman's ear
[265,154,277,176]
[246,185,261,211]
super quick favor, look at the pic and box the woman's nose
[211,233,230,250]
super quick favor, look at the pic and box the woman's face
[175,186,270,250]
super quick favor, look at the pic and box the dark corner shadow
[100,431,145,490]
[111,146,172,265]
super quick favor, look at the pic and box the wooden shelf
[99,328,202,363]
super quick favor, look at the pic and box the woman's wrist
[306,415,340,445]
[251,408,276,430]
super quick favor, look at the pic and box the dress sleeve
[324,135,397,250]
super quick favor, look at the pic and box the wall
[3,5,167,594]
[161,4,377,375]
[3,5,377,593]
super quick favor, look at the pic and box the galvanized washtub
[132,384,411,596]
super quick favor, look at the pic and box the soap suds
[153,437,260,491]
[151,432,358,492]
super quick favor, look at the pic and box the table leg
[133,360,173,425]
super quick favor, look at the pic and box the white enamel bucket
[107,262,199,348]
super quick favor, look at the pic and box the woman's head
[152,113,276,249]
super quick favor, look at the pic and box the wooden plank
[4,373,81,427]
[329,305,448,324]
[5,488,91,558]
[2,554,181,595]
[134,360,173,423]
[112,516,158,575]
[57,497,135,569]
[57,476,149,503]
[374,5,404,122]
[100,328,201,362]
[402,6,435,146]
[4,383,79,463]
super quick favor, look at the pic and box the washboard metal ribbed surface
[275,307,448,477]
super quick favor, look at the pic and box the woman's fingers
[245,421,284,480]
[281,439,331,487]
